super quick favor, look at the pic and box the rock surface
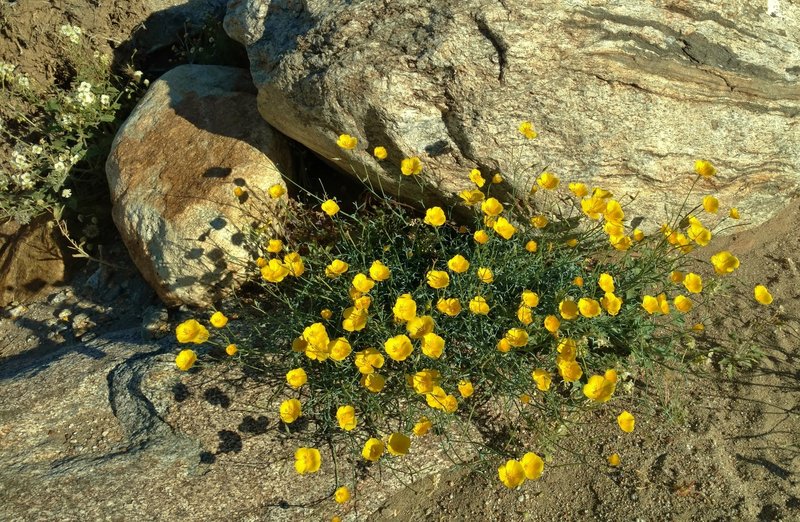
[0,216,68,307]
[107,64,293,307]
[224,0,800,228]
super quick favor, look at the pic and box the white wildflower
[17,75,30,88]
[133,70,143,82]
[61,188,72,198]
[0,62,15,81]
[59,24,82,44]
[30,144,43,156]
[60,114,75,127]
[11,172,34,190]
[53,161,67,173]
[11,150,31,171]
[100,94,111,107]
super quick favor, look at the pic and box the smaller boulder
[107,64,293,307]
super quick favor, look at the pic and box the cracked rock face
[107,64,293,307]
[224,0,800,228]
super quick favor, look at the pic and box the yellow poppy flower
[729,207,740,219]
[412,369,441,394]
[582,371,617,402]
[266,239,283,253]
[225,344,238,356]
[325,259,349,278]
[518,121,537,139]
[424,206,446,226]
[702,195,719,213]
[336,405,357,431]
[607,453,621,466]
[530,215,548,228]
[674,295,693,313]
[436,298,461,317]
[617,411,635,432]
[362,438,384,461]
[694,159,716,177]
[505,328,529,348]
[754,285,773,305]
[600,292,622,316]
[373,146,387,159]
[401,156,423,175]
[710,251,740,275]
[532,369,552,391]
[481,197,504,216]
[175,349,198,371]
[569,182,588,198]
[496,338,512,353]
[493,217,516,239]
[336,134,358,150]
[354,347,384,374]
[286,368,308,388]
[544,314,560,333]
[670,270,685,283]
[268,184,286,198]
[294,447,321,474]
[498,460,526,488]
[491,173,503,184]
[369,260,391,281]
[328,337,352,361]
[459,189,485,205]
[578,298,601,318]
[421,332,445,358]
[517,305,533,325]
[280,399,301,423]
[233,186,246,198]
[581,196,607,219]
[522,290,539,307]
[525,240,538,253]
[447,254,470,273]
[352,273,375,293]
[573,276,584,287]
[384,334,414,361]
[427,270,450,289]
[521,452,544,480]
[469,296,490,315]
[598,273,615,293]
[176,319,209,344]
[477,267,494,283]
[413,417,432,436]
[406,315,434,339]
[473,229,490,244]
[559,299,578,320]
[335,486,351,503]
[360,373,385,393]
[393,293,417,322]
[321,199,340,216]
[558,359,583,382]
[632,228,644,241]
[537,172,559,190]
[458,380,474,398]
[342,306,368,332]
[469,168,485,187]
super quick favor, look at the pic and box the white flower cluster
[74,81,95,107]
[59,24,83,44]
[0,62,16,81]
[10,150,31,171]
[11,172,34,190]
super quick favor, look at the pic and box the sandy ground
[1,1,798,521]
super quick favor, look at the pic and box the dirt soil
[0,1,798,521]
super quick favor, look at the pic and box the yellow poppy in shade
[711,251,740,275]
[393,293,417,322]
[280,399,301,424]
[268,184,286,198]
[286,368,308,388]
[336,405,357,431]
[569,182,588,198]
[413,417,432,436]
[522,290,539,308]
[473,229,490,244]
[518,121,537,139]
[362,438,384,461]
[384,334,414,361]
[532,368,551,391]
[360,373,385,393]
[283,252,305,277]
[632,228,645,241]
[617,411,635,432]
[498,459,526,488]
[291,337,307,353]
[336,134,358,149]
[225,344,238,356]
[373,146,387,159]
[694,159,716,177]
[401,156,423,175]
[458,380,474,398]
[448,254,470,273]
[537,172,559,190]
[233,186,246,198]
[684,273,703,293]
[525,240,538,253]
[702,195,719,213]
[754,285,773,305]
[421,333,445,358]
[459,189,485,205]
[412,369,441,394]
[578,298,602,318]
[427,270,450,289]
[175,349,198,371]
[493,217,516,239]
[469,168,485,187]
[477,267,494,283]
[566,238,579,248]
[670,270,685,283]
[176,319,209,344]
[294,447,321,474]
[491,173,503,183]
[573,276,584,287]
[369,260,391,281]
[521,452,544,480]
[600,292,622,316]
[321,199,340,216]
[256,257,268,268]
[436,298,461,317]
[496,338,512,353]
[210,311,228,328]
[424,206,446,227]
[559,299,578,320]
[530,215,549,228]
[325,259,349,278]
[674,295,693,313]
[469,296,490,315]
[320,308,332,319]
[335,486,351,503]
[266,239,283,253]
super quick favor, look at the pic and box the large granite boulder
[224,0,800,227]
[107,64,293,307]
